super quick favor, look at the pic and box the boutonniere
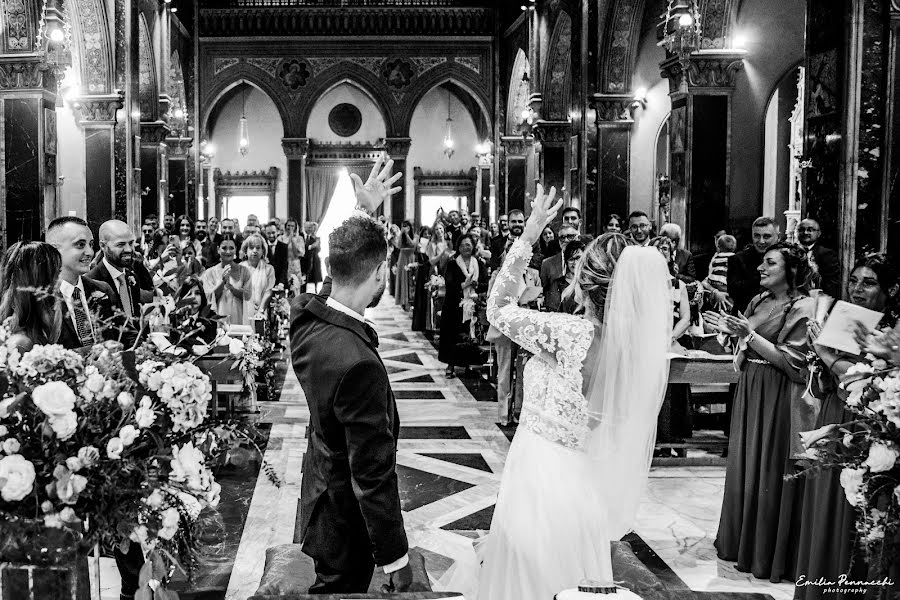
[127,274,137,287]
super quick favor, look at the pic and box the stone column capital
[165,136,193,158]
[590,94,636,125]
[282,137,310,159]
[533,120,572,144]
[382,137,412,158]
[140,121,171,145]
[71,92,125,127]
[0,60,53,91]
[500,135,533,157]
[660,50,747,94]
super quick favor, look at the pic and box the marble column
[383,137,412,224]
[140,121,170,223]
[73,93,125,234]
[113,0,140,226]
[591,94,634,235]
[660,51,745,254]
[0,60,57,246]
[500,136,533,216]
[165,137,193,218]
[282,138,309,222]
[533,119,572,208]
[888,2,900,257]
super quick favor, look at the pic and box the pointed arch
[507,49,530,135]
[67,0,114,93]
[201,65,294,138]
[295,63,395,137]
[599,0,645,94]
[400,65,491,139]
[543,11,572,121]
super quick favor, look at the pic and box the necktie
[71,286,96,346]
[117,273,133,319]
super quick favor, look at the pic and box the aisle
[103,295,795,599]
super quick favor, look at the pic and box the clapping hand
[856,322,900,364]
[522,184,562,244]
[702,310,751,337]
[350,154,403,215]
[807,320,823,347]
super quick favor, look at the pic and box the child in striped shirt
[703,233,736,309]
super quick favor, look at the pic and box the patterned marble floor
[100,296,797,600]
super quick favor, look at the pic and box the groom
[291,158,410,593]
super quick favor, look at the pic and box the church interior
[1,0,900,599]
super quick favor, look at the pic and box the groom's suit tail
[290,291,408,593]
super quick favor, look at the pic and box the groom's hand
[385,563,413,592]
[350,154,403,215]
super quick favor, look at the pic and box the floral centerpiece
[798,353,900,588]
[0,318,272,598]
[226,334,277,401]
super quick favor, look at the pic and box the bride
[442,185,673,600]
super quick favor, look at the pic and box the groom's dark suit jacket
[290,290,408,569]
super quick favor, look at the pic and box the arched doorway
[762,64,804,241]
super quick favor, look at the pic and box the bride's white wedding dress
[440,237,672,600]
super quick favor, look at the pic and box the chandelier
[443,90,454,159]
[37,0,72,76]
[657,0,702,58]
[238,85,250,156]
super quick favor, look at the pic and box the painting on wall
[44,108,57,155]
[671,106,686,154]
[807,49,838,118]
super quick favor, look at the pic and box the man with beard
[265,221,289,286]
[490,213,509,271]
[627,210,653,247]
[727,216,780,314]
[88,220,143,331]
[291,156,413,593]
[446,210,463,245]
[162,213,175,236]
[797,217,840,298]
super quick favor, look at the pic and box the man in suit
[797,218,841,298]
[727,216,780,314]
[489,214,509,271]
[628,210,653,247]
[540,223,578,305]
[46,217,116,350]
[88,220,143,322]
[659,222,697,283]
[264,221,289,286]
[291,156,411,594]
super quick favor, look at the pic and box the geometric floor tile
[397,464,475,511]
[440,504,495,531]
[400,426,471,439]
[419,452,492,473]
[387,352,423,365]
[394,389,446,399]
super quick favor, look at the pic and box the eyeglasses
[560,234,578,241]
[631,223,651,230]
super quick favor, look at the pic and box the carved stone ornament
[277,59,310,91]
[282,137,310,159]
[140,121,171,145]
[165,137,194,158]
[71,92,125,125]
[381,58,414,90]
[591,94,634,123]
[660,51,746,93]
[382,137,412,158]
[0,60,49,90]
[533,120,572,144]
[500,135,531,157]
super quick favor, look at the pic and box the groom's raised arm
[333,358,409,568]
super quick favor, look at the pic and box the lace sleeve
[487,238,594,380]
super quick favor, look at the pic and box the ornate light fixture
[443,90,455,159]
[238,85,250,157]
[657,0,701,58]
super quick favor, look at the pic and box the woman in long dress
[241,233,276,319]
[411,226,432,331]
[281,218,305,296]
[443,186,673,600]
[794,254,899,599]
[704,243,816,582]
[303,221,323,293]
[438,233,488,378]
[200,234,252,326]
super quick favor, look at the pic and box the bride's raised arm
[487,186,592,377]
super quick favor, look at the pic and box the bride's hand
[522,184,562,245]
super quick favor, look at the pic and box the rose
[32,381,76,417]
[2,438,20,455]
[117,391,135,410]
[65,456,83,472]
[48,412,78,441]
[135,400,156,429]
[119,425,138,447]
[77,446,99,468]
[0,425,7,436]
[144,489,164,509]
[840,467,867,507]
[106,437,124,460]
[158,507,180,540]
[864,442,899,473]
[84,372,105,395]
[0,397,15,419]
[228,338,245,355]
[798,424,838,450]
[0,454,36,501]
[53,465,87,505]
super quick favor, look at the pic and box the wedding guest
[388,224,402,298]
[264,221,289,286]
[177,243,205,287]
[411,226,433,332]
[660,222,697,283]
[439,234,488,378]
[540,224,579,304]
[162,213,175,236]
[417,224,452,332]
[561,206,582,233]
[796,218,840,299]
[219,218,244,252]
[201,234,252,326]
[247,213,259,229]
[394,221,417,310]
[139,222,156,259]
[45,217,115,349]
[490,216,510,271]
[282,218,306,295]
[208,216,220,240]
[145,213,159,232]
[0,242,63,350]
[604,214,622,234]
[706,242,816,582]
[795,254,899,599]
[468,225,492,263]
[149,235,185,296]
[627,211,653,247]
[175,215,200,257]
[242,233,276,318]
[194,219,211,265]
[702,233,737,311]
[174,276,219,345]
[546,239,584,313]
[303,221,323,293]
[88,220,143,340]
[539,226,556,258]
[727,216,780,314]
[446,210,464,245]
[489,222,500,238]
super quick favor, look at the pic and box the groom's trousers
[304,502,376,593]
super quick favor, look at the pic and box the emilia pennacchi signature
[796,575,895,592]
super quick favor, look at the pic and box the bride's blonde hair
[563,232,629,320]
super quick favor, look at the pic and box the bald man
[87,219,142,321]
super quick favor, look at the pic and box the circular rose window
[328,103,363,138]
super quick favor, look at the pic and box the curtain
[304,166,340,225]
